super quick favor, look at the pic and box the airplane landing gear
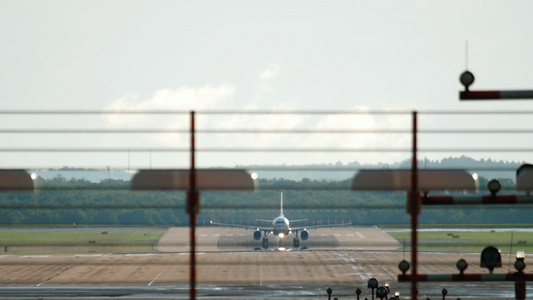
[262,237,269,249]
[293,231,300,248]
[293,237,300,248]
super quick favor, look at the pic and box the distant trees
[0,174,530,226]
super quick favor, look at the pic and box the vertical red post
[410,111,419,300]
[188,111,198,300]
[515,273,526,300]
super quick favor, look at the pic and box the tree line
[0,174,529,226]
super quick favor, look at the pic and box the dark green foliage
[0,174,530,226]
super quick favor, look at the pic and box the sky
[1,1,533,171]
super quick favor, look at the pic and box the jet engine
[253,230,262,240]
[301,230,309,240]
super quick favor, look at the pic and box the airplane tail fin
[280,192,284,216]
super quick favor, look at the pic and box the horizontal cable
[0,109,410,115]
[0,128,411,134]
[2,128,533,134]
[0,129,189,134]
[1,147,532,153]
[2,109,533,115]
[0,147,188,152]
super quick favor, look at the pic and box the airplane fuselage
[272,215,290,236]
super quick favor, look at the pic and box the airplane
[210,192,351,249]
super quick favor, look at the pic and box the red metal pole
[188,111,198,300]
[410,111,419,300]
[516,272,526,300]
[460,90,533,100]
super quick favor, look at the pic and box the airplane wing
[289,219,308,224]
[210,220,272,232]
[255,219,273,224]
[291,222,351,232]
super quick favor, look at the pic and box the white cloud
[257,64,280,93]
[106,84,236,112]
[100,87,417,167]
[100,84,237,159]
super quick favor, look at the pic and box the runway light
[367,277,378,289]
[460,70,475,91]
[480,246,502,274]
[0,170,34,192]
[487,179,501,196]
[351,169,477,192]
[131,169,257,191]
[456,259,468,275]
[515,252,526,273]
[398,260,410,275]
[376,286,387,300]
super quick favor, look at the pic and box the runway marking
[213,234,220,237]
[334,272,389,279]
[258,252,263,286]
[356,232,365,238]
[351,265,363,270]
[22,255,50,258]
[36,253,99,286]
[347,234,354,237]
[148,254,180,286]
[343,258,355,262]
[125,254,154,256]
[199,234,207,237]
[74,254,103,257]
[381,266,397,280]
[148,272,163,286]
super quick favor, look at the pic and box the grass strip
[0,230,166,255]
[388,230,533,253]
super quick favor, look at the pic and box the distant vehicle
[210,192,351,248]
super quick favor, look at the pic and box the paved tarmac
[0,226,525,299]
[156,226,401,252]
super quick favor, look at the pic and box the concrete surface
[0,227,523,299]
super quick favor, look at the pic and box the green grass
[0,230,166,255]
[388,230,533,253]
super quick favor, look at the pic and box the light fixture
[456,259,468,275]
[0,170,34,192]
[514,252,526,273]
[460,70,475,91]
[351,169,477,192]
[516,164,533,193]
[398,260,410,275]
[131,169,257,191]
[480,246,502,274]
[487,179,501,196]
[367,278,378,289]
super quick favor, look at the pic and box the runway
[156,226,401,252]
[0,226,527,299]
